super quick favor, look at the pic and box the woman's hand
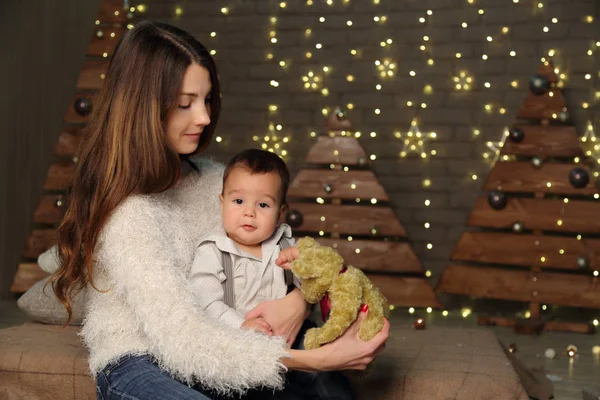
[241,317,273,336]
[317,310,390,371]
[245,288,309,346]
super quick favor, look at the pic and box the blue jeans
[96,354,212,400]
[238,320,353,400]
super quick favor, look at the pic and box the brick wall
[134,0,599,286]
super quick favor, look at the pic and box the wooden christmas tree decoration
[285,107,441,308]
[11,0,130,293]
[436,60,600,334]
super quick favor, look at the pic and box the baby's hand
[275,247,300,270]
[241,317,273,335]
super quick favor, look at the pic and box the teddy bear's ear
[296,236,319,252]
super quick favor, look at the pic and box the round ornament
[528,75,550,95]
[285,209,304,228]
[74,97,92,117]
[488,191,508,210]
[557,111,570,123]
[576,256,589,270]
[569,167,589,188]
[508,127,525,143]
[413,318,426,330]
[544,348,556,359]
[531,157,543,168]
[324,184,333,194]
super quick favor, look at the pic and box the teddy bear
[290,237,389,350]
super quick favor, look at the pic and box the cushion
[38,245,61,274]
[0,322,94,400]
[17,278,86,326]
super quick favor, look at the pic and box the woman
[51,21,389,400]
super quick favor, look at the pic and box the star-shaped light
[253,122,290,157]
[484,126,510,164]
[395,118,437,158]
[581,121,599,158]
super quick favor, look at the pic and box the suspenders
[221,237,294,308]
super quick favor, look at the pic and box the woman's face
[165,63,212,155]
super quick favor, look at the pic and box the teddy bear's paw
[303,328,322,350]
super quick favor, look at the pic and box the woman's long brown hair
[50,21,221,323]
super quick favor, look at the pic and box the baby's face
[220,166,284,247]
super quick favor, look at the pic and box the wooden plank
[484,162,597,195]
[502,125,583,158]
[10,263,49,294]
[88,26,126,57]
[516,91,566,120]
[467,196,600,234]
[436,263,600,309]
[289,170,389,201]
[537,62,559,82]
[76,60,109,90]
[452,231,600,271]
[43,161,76,191]
[313,238,422,273]
[97,0,129,24]
[33,194,67,225]
[64,93,97,123]
[55,126,84,157]
[23,229,57,259]
[287,203,406,236]
[306,136,367,165]
[368,275,441,308]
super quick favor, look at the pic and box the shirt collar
[200,223,292,262]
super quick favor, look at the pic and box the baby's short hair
[223,149,290,206]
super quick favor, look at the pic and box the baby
[188,148,298,334]
[189,148,354,399]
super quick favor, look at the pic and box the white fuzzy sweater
[81,158,288,395]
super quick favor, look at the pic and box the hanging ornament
[512,221,524,233]
[508,343,518,353]
[544,348,556,359]
[508,127,525,143]
[285,209,304,228]
[370,226,379,236]
[413,318,426,330]
[566,345,578,357]
[576,256,589,269]
[488,191,508,210]
[96,29,104,38]
[531,157,543,168]
[528,74,550,95]
[557,110,570,124]
[569,167,589,188]
[397,117,436,158]
[335,107,346,120]
[74,97,92,116]
[323,184,333,194]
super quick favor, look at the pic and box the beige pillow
[17,278,86,325]
[38,245,61,274]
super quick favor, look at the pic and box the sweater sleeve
[96,197,287,395]
[188,242,245,329]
